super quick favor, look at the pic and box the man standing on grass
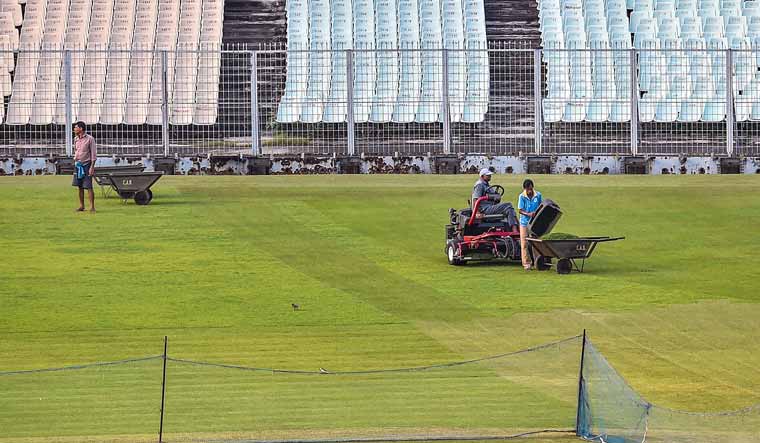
[518,179,542,270]
[72,121,97,212]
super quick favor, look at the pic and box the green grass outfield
[1,175,759,442]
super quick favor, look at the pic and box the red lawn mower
[445,187,562,267]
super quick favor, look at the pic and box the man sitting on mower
[471,169,519,232]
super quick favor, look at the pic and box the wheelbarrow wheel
[535,255,552,271]
[556,258,573,274]
[134,190,152,205]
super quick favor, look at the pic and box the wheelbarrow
[105,172,163,205]
[527,237,625,274]
[93,165,145,198]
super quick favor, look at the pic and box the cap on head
[479,168,493,177]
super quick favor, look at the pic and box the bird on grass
[291,303,300,311]
[319,367,329,374]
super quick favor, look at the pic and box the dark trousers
[481,202,518,227]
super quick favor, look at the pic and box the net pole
[575,329,587,436]
[159,336,168,443]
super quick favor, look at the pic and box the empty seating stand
[539,0,760,123]
[0,0,225,126]
[275,0,491,123]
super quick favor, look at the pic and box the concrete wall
[4,155,760,176]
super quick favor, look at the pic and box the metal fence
[2,45,760,157]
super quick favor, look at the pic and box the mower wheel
[446,242,465,266]
[556,258,573,274]
[535,255,552,271]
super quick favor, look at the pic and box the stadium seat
[169,0,203,125]
[123,0,160,125]
[462,0,488,122]
[0,0,22,27]
[414,0,443,124]
[637,38,663,91]
[322,0,352,123]
[639,75,668,121]
[562,98,589,122]
[76,0,114,124]
[193,0,224,125]
[656,0,676,11]
[352,0,377,124]
[702,77,726,120]
[392,0,421,123]
[0,34,10,94]
[679,75,714,120]
[101,0,137,125]
[370,0,400,123]
[30,0,71,125]
[51,0,92,124]
[731,36,754,91]
[655,74,689,120]
[441,0,466,123]
[6,0,47,125]
[735,75,757,121]
[276,0,308,123]
[630,10,653,32]
[145,0,181,125]
[543,49,569,122]
[462,39,489,122]
[0,11,18,51]
[587,48,615,121]
[300,0,332,123]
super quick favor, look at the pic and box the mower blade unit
[445,206,522,266]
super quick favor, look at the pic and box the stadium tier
[0,0,224,126]
[540,0,760,123]
[274,0,490,124]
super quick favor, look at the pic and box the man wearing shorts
[72,121,97,212]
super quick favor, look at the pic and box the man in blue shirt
[518,179,542,270]
[471,168,518,231]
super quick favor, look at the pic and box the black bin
[529,199,562,238]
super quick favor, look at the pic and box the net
[0,335,584,442]
[0,356,163,443]
[161,335,582,442]
[578,340,760,443]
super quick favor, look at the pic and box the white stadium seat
[146,0,181,125]
[123,0,161,125]
[6,0,46,125]
[30,0,70,125]
[101,0,137,124]
[322,0,352,123]
[76,0,114,124]
[170,0,203,125]
[193,0,224,125]
[277,0,309,123]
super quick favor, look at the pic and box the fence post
[158,336,168,443]
[346,49,355,156]
[726,49,734,157]
[64,50,73,156]
[534,48,543,155]
[161,50,170,157]
[441,49,451,154]
[575,329,588,436]
[629,49,638,156]
[250,50,260,155]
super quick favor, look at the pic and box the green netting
[579,340,760,443]
[0,356,163,443]
[161,336,582,442]
[0,335,582,442]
